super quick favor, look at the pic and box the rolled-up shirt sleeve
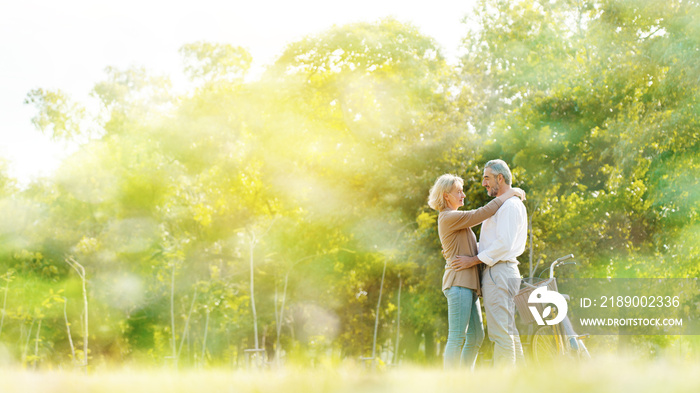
[477,201,521,266]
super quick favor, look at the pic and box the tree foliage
[2,2,699,368]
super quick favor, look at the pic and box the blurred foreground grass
[2,356,699,393]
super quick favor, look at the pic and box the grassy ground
[2,356,699,393]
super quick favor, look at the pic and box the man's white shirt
[477,196,528,266]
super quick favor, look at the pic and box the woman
[428,174,524,369]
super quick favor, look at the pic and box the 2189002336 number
[599,295,680,308]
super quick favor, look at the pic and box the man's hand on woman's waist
[449,255,482,271]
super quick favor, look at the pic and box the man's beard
[488,184,499,197]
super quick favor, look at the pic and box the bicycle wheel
[532,325,561,364]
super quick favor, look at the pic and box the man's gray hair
[484,159,512,185]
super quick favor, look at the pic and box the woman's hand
[449,255,481,271]
[512,187,526,201]
[501,187,526,202]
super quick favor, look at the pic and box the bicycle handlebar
[548,254,575,279]
[521,255,577,287]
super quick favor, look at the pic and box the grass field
[2,356,699,393]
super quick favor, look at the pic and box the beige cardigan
[438,198,504,295]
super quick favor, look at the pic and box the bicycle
[514,254,591,363]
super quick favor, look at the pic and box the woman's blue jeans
[443,286,484,369]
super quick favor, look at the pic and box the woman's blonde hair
[428,174,463,211]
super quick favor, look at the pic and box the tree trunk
[22,318,35,365]
[33,319,42,370]
[275,272,289,366]
[250,233,259,350]
[80,268,88,371]
[424,328,436,363]
[66,257,88,373]
[0,272,10,339]
[394,274,402,365]
[177,287,198,365]
[170,262,177,369]
[371,258,387,364]
[63,297,76,365]
[201,309,210,368]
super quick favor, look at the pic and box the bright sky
[1,0,476,184]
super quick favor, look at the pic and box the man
[448,159,528,367]
[477,159,527,366]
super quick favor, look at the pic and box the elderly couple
[428,159,527,369]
